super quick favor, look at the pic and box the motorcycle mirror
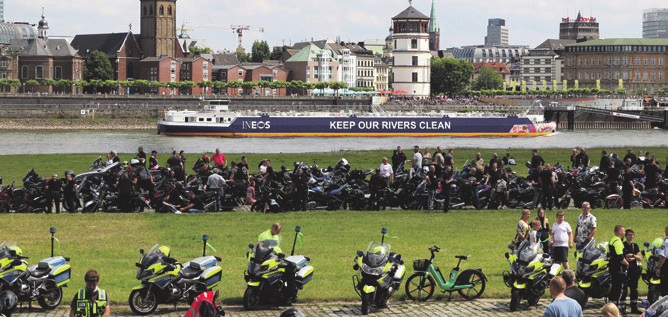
[381,228,387,235]
[295,226,301,232]
[641,250,645,256]
[278,253,285,259]
[50,227,56,234]
[507,244,514,250]
[357,250,363,257]
[140,249,144,255]
[389,256,395,262]
[395,254,401,261]
[203,235,209,241]
[8,250,16,257]
[542,253,550,258]
[248,243,254,249]
[504,252,509,259]
[644,242,650,247]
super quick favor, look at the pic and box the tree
[471,66,504,91]
[236,51,251,63]
[269,46,291,61]
[330,81,347,96]
[251,41,270,63]
[431,57,473,96]
[225,80,242,95]
[189,46,211,57]
[8,79,21,92]
[83,50,114,81]
[41,78,56,92]
[197,80,213,95]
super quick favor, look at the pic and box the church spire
[38,7,49,40]
[429,0,439,32]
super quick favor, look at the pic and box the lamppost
[22,82,25,94]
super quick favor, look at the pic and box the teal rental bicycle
[405,246,487,301]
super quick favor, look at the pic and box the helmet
[281,165,287,171]
[8,246,21,257]
[293,161,300,169]
[372,246,387,255]
[280,308,305,317]
[65,170,75,177]
[0,290,18,316]
[327,165,334,172]
[202,155,210,162]
[122,161,129,167]
[130,159,140,166]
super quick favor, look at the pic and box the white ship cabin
[164,100,237,124]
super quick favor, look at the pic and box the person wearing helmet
[69,270,110,317]
[0,290,18,317]
[280,308,305,317]
[167,151,184,182]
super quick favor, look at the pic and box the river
[0,129,667,155]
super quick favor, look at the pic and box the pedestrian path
[12,299,610,316]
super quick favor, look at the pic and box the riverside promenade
[12,299,608,316]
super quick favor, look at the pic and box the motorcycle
[641,238,665,305]
[574,239,610,306]
[640,294,668,317]
[0,240,71,310]
[352,228,405,315]
[503,240,561,312]
[243,226,314,310]
[605,185,643,209]
[129,236,223,315]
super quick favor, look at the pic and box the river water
[0,129,667,155]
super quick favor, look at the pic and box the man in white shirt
[379,157,393,186]
[412,146,423,174]
[574,202,597,248]
[550,211,573,270]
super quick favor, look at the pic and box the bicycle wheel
[404,273,435,301]
[457,270,486,300]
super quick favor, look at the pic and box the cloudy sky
[6,0,668,52]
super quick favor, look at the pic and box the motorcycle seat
[30,267,50,278]
[180,266,200,279]
[455,255,468,260]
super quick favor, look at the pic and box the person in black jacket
[293,167,309,211]
[600,150,610,170]
[531,149,545,170]
[623,148,637,166]
[45,173,63,214]
[63,172,78,213]
[391,146,407,173]
[575,148,590,169]
[623,229,642,314]
[539,164,555,210]
[622,165,635,209]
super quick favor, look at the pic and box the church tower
[428,0,440,51]
[140,0,177,58]
[38,8,49,40]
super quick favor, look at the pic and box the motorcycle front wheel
[129,289,158,315]
[648,284,661,304]
[242,287,261,311]
[361,291,373,315]
[37,285,62,309]
[605,198,622,209]
[509,288,521,312]
[405,273,435,301]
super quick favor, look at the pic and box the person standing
[179,150,187,181]
[411,146,423,174]
[535,208,550,254]
[656,225,668,296]
[110,150,120,163]
[212,148,227,169]
[542,277,583,317]
[443,149,454,169]
[148,151,158,169]
[472,152,485,173]
[391,146,407,173]
[425,165,438,211]
[69,270,110,317]
[236,156,250,183]
[63,172,78,213]
[515,210,531,248]
[469,166,483,210]
[421,148,432,168]
[575,147,590,169]
[539,164,556,210]
[562,269,587,310]
[644,156,659,189]
[433,147,445,172]
[117,173,134,213]
[293,168,309,211]
[574,202,597,248]
[600,150,611,170]
[623,148,637,166]
[550,211,573,270]
[167,151,184,182]
[136,146,147,166]
[623,229,642,314]
[45,173,63,214]
[205,169,225,213]
[621,165,635,210]
[528,166,543,209]
[442,165,454,213]
[570,149,579,169]
[530,149,544,171]
[379,157,393,186]
[609,225,629,311]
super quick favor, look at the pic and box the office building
[643,8,668,39]
[485,18,508,47]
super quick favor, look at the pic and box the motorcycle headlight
[259,264,270,272]
[361,263,383,275]
[248,262,260,275]
[141,268,154,279]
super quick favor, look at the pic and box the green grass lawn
[1,146,667,186]
[1,209,665,306]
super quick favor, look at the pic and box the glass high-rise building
[485,18,508,47]
[0,0,4,22]
[643,8,668,39]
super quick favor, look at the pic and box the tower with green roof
[429,0,440,51]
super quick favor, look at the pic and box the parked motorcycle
[243,226,314,310]
[129,236,223,315]
[574,239,610,306]
[503,240,561,312]
[352,228,405,315]
[641,238,665,305]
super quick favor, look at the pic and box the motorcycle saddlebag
[296,265,314,288]
[199,266,222,289]
[393,264,406,282]
[285,255,308,270]
[50,264,72,287]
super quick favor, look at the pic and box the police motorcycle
[0,234,72,310]
[642,238,665,304]
[352,228,405,315]
[503,240,561,312]
[243,226,314,310]
[0,290,18,317]
[640,295,668,317]
[573,239,610,306]
[129,236,223,315]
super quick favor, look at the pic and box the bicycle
[405,246,487,301]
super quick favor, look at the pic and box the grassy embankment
[0,147,667,307]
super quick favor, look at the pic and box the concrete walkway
[13,299,612,316]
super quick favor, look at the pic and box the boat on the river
[157,100,556,138]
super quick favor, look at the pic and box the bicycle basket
[413,259,430,271]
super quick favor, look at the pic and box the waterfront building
[472,62,510,87]
[383,24,394,58]
[643,8,668,39]
[520,39,574,91]
[283,43,340,83]
[139,55,179,94]
[373,56,389,91]
[391,4,431,97]
[363,39,385,57]
[447,45,528,65]
[70,32,143,81]
[139,0,184,58]
[559,12,599,41]
[485,18,508,47]
[325,42,357,88]
[429,0,440,51]
[562,38,668,93]
[211,63,288,96]
[178,56,211,95]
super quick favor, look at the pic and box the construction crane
[179,23,264,53]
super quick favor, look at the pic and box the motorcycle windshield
[363,241,390,268]
[0,242,17,260]
[581,239,608,263]
[516,240,538,264]
[141,244,170,267]
[253,237,283,261]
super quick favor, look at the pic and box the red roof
[472,62,510,74]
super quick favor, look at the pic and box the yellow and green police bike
[574,239,611,307]
[641,237,665,304]
[503,240,562,312]
[352,228,405,315]
[243,226,314,310]
[129,237,223,315]
[404,245,487,302]
[0,241,71,310]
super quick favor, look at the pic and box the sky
[6,0,668,52]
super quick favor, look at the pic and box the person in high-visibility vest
[608,225,629,312]
[69,270,109,317]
